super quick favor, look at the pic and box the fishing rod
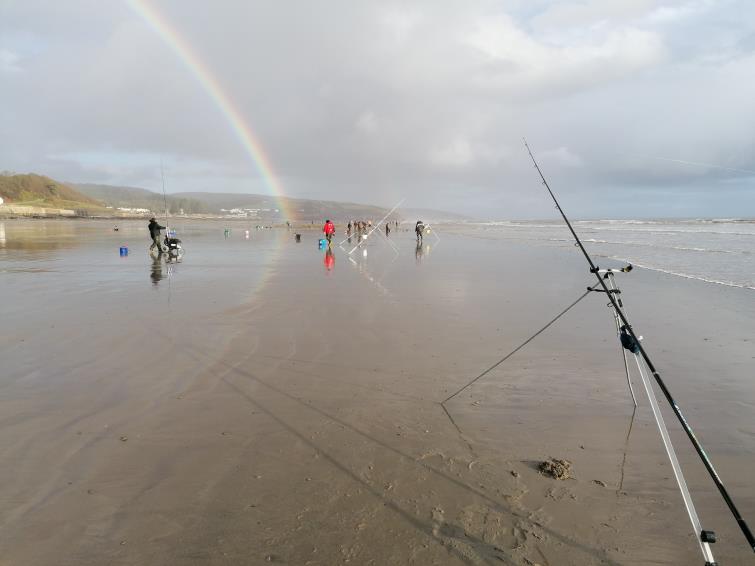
[160,159,170,236]
[524,139,754,563]
[347,198,405,255]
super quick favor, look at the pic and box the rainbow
[127,0,293,221]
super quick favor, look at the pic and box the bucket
[295,234,301,242]
[119,246,128,256]
[318,238,326,249]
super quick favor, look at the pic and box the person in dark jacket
[148,217,165,254]
[415,220,425,243]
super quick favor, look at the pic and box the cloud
[539,147,583,168]
[1,0,755,218]
[356,111,379,135]
[0,49,21,72]
[465,14,667,96]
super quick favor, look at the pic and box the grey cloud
[1,0,754,218]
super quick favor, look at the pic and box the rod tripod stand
[591,265,717,565]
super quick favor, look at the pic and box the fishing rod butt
[736,517,755,551]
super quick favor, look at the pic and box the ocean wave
[588,226,755,236]
[474,221,755,236]
[548,237,748,255]
[595,255,755,290]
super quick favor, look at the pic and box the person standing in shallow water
[385,223,390,237]
[415,220,425,243]
[323,219,336,245]
[148,217,165,254]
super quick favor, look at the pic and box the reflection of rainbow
[127,0,293,221]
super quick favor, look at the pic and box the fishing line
[348,199,406,255]
[617,405,636,495]
[441,403,477,458]
[441,288,592,405]
[376,224,401,255]
[422,222,442,246]
[160,159,169,233]
[638,155,755,176]
[525,138,754,561]
[604,271,638,407]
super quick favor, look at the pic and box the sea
[461,219,755,290]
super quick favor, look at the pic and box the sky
[2,0,755,219]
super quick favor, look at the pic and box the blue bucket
[119,246,128,256]
[318,239,326,249]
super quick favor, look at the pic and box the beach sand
[0,220,753,565]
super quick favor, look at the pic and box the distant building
[117,207,152,213]
[220,207,263,218]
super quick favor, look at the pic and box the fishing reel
[587,264,633,307]
[619,325,641,354]
[590,263,633,277]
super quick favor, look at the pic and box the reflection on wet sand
[0,233,80,256]
[150,256,163,286]
[151,254,182,286]
[0,220,116,262]
[1,220,753,565]
[323,248,335,272]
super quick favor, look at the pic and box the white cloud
[2,0,755,218]
[429,139,509,168]
[356,111,379,135]
[429,138,474,167]
[464,14,667,94]
[0,49,21,72]
[647,1,713,24]
[539,147,584,168]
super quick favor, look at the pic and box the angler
[323,219,336,245]
[148,217,165,254]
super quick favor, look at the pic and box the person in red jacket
[323,219,336,244]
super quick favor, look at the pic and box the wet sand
[0,220,753,565]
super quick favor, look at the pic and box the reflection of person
[150,256,163,286]
[323,219,336,244]
[415,220,425,243]
[324,248,335,271]
[415,241,424,263]
[148,217,165,253]
[385,224,390,236]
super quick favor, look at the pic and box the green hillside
[174,192,399,222]
[75,183,208,214]
[0,173,103,209]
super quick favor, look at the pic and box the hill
[53,180,470,223]
[173,192,395,222]
[176,194,473,223]
[402,207,471,223]
[75,183,208,214]
[0,173,103,210]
